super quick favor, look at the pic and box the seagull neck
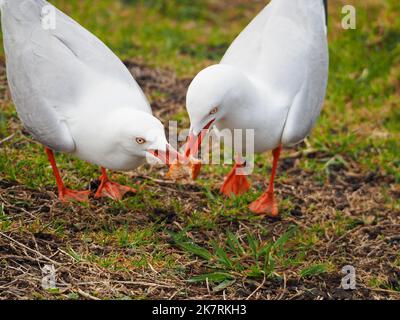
[221,71,268,125]
[72,107,131,145]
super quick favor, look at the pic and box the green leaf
[68,292,80,300]
[188,272,235,283]
[273,225,298,256]
[67,247,82,262]
[246,233,260,260]
[47,288,60,294]
[247,265,264,278]
[300,264,328,278]
[262,244,275,276]
[170,232,212,261]
[212,241,234,269]
[226,231,245,256]
[0,203,10,222]
[212,280,236,292]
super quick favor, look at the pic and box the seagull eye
[135,137,146,145]
[209,107,218,115]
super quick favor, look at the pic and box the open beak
[148,144,184,166]
[166,118,215,181]
[185,119,216,158]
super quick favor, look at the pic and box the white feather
[1,0,168,171]
[187,0,329,153]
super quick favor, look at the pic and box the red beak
[185,119,215,159]
[148,144,184,165]
[180,119,215,180]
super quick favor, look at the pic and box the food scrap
[167,157,202,181]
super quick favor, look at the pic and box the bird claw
[59,188,90,203]
[220,164,251,197]
[95,180,137,201]
[249,192,279,217]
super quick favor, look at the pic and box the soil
[0,61,399,300]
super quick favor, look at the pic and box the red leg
[45,148,90,203]
[249,145,282,217]
[220,157,251,197]
[95,167,137,201]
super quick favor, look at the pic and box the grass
[171,225,299,284]
[0,0,399,300]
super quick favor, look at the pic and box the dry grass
[1,60,399,300]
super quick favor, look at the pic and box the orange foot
[220,163,251,197]
[95,180,137,201]
[249,192,279,217]
[59,188,90,203]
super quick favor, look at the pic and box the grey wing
[222,1,313,99]
[47,0,149,109]
[221,4,272,76]
[281,3,329,145]
[1,0,83,151]
[222,0,328,144]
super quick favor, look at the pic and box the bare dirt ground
[0,61,399,300]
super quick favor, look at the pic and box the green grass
[1,0,398,183]
[0,0,245,75]
[170,225,299,287]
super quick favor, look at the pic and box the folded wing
[1,0,149,152]
[222,0,329,144]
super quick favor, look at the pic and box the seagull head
[169,64,250,179]
[107,109,182,167]
[182,65,238,161]
[185,65,236,139]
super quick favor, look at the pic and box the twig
[148,262,159,274]
[360,286,400,296]
[4,202,38,220]
[281,148,318,160]
[0,134,15,146]
[57,248,87,263]
[168,290,181,300]
[276,273,288,300]
[133,174,179,185]
[0,232,61,266]
[112,280,175,289]
[246,274,266,300]
[134,174,203,193]
[206,277,211,296]
[1,254,51,264]
[77,289,101,300]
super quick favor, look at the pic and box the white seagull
[0,0,182,202]
[172,0,329,216]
